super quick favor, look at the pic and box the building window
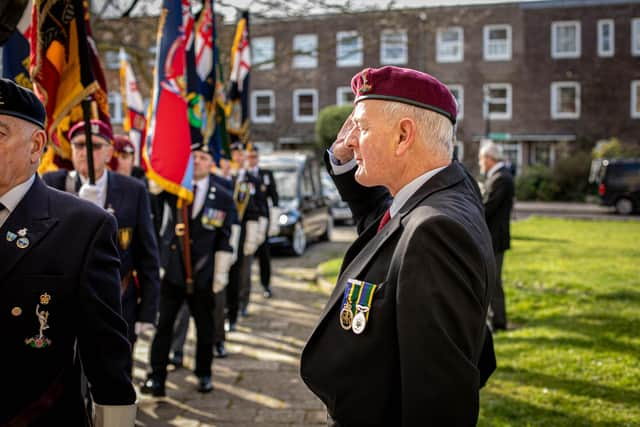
[293,34,318,69]
[483,83,512,120]
[633,18,640,56]
[251,36,274,70]
[483,25,512,61]
[530,142,554,167]
[251,90,275,123]
[632,81,640,118]
[380,29,407,65]
[336,86,354,106]
[551,81,580,119]
[436,27,463,63]
[551,21,581,58]
[499,143,522,176]
[108,92,123,124]
[597,20,614,57]
[293,89,318,123]
[105,50,120,70]
[447,84,464,119]
[336,31,363,67]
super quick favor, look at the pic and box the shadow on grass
[479,389,625,427]
[512,235,571,244]
[597,289,640,304]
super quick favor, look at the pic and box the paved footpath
[134,226,357,427]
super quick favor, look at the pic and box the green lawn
[318,217,640,426]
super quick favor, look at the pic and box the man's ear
[395,117,417,157]
[30,129,47,164]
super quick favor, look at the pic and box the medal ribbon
[355,281,377,321]
[342,279,362,315]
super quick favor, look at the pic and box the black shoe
[263,288,273,299]
[168,353,183,368]
[215,341,228,358]
[197,376,214,393]
[140,378,166,397]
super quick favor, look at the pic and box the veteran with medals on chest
[42,120,161,375]
[300,67,496,426]
[0,80,136,425]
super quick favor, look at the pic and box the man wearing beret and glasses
[0,79,136,425]
[300,66,496,426]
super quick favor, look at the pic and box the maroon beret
[351,66,457,124]
[68,119,113,143]
[113,135,135,153]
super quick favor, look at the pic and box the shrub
[516,164,555,201]
[315,104,353,152]
[551,151,592,201]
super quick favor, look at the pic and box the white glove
[230,224,241,264]
[134,321,155,336]
[243,220,259,256]
[212,251,233,293]
[78,183,103,208]
[93,403,137,427]
[257,216,268,246]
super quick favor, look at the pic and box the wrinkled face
[70,134,113,179]
[345,100,396,188]
[247,150,259,168]
[116,151,134,176]
[0,115,46,196]
[193,150,213,180]
[478,153,493,175]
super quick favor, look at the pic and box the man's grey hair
[381,101,453,160]
[479,140,504,161]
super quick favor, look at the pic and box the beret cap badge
[357,69,373,95]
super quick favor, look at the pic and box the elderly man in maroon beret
[300,66,496,426]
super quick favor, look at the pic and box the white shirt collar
[0,174,36,214]
[487,161,505,178]
[78,169,109,189]
[389,165,448,218]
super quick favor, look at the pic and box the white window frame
[551,21,581,59]
[293,34,318,69]
[483,83,512,120]
[483,24,512,61]
[336,31,363,67]
[293,89,318,123]
[597,19,615,57]
[105,50,120,70]
[436,27,464,63]
[336,86,354,106]
[380,29,408,65]
[631,81,640,118]
[632,18,640,56]
[500,142,523,175]
[251,36,275,70]
[550,81,581,119]
[251,90,275,124]
[447,84,464,120]
[108,92,123,124]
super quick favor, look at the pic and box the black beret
[0,78,46,129]
[230,141,244,151]
[191,141,213,156]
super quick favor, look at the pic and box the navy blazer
[158,174,234,290]
[0,177,136,426]
[42,170,161,339]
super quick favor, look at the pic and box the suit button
[11,307,22,316]
[171,244,176,250]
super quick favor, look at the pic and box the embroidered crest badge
[118,227,133,251]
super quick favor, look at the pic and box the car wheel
[290,222,306,256]
[319,216,333,242]
[615,197,634,215]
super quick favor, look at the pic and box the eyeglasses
[71,142,110,151]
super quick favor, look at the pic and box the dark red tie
[377,208,391,233]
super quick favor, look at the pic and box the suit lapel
[0,177,58,280]
[104,171,122,213]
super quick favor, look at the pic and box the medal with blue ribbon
[339,279,361,330]
[352,281,377,335]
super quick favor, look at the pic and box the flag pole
[177,199,194,294]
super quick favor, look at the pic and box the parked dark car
[260,152,332,255]
[590,158,640,214]
[321,170,353,224]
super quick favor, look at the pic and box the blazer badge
[25,293,52,348]
[118,227,133,251]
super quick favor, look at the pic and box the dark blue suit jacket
[0,177,136,426]
[158,174,234,291]
[42,170,160,341]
